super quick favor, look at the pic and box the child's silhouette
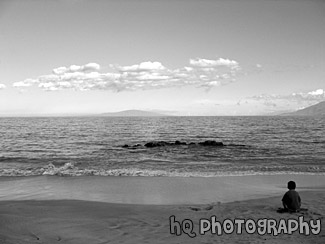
[278,181,301,213]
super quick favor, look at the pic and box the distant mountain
[280,101,325,116]
[101,110,169,117]
[263,110,292,116]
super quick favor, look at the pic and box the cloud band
[12,58,260,92]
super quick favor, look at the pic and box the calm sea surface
[0,116,324,177]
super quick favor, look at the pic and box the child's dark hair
[287,181,296,190]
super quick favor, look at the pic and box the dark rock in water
[122,143,143,149]
[129,144,142,149]
[198,140,224,146]
[175,140,187,145]
[124,140,224,149]
[145,141,172,148]
[145,142,156,147]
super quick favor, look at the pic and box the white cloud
[0,84,6,89]
[115,61,165,72]
[308,89,324,96]
[247,88,325,108]
[82,63,101,72]
[52,63,100,75]
[12,58,260,92]
[13,79,38,88]
[189,58,239,68]
[52,67,68,75]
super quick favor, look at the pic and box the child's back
[282,181,301,212]
[282,188,301,211]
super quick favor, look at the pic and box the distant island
[100,110,170,117]
[281,101,325,116]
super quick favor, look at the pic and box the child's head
[287,181,296,190]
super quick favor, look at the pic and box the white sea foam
[0,163,324,177]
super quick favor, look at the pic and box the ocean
[0,116,324,177]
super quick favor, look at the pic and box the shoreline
[1,174,325,204]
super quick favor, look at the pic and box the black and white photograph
[0,0,324,243]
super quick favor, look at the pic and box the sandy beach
[0,175,324,243]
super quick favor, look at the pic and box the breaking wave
[0,163,324,177]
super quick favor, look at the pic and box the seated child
[281,181,301,212]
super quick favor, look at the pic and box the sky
[0,0,324,116]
